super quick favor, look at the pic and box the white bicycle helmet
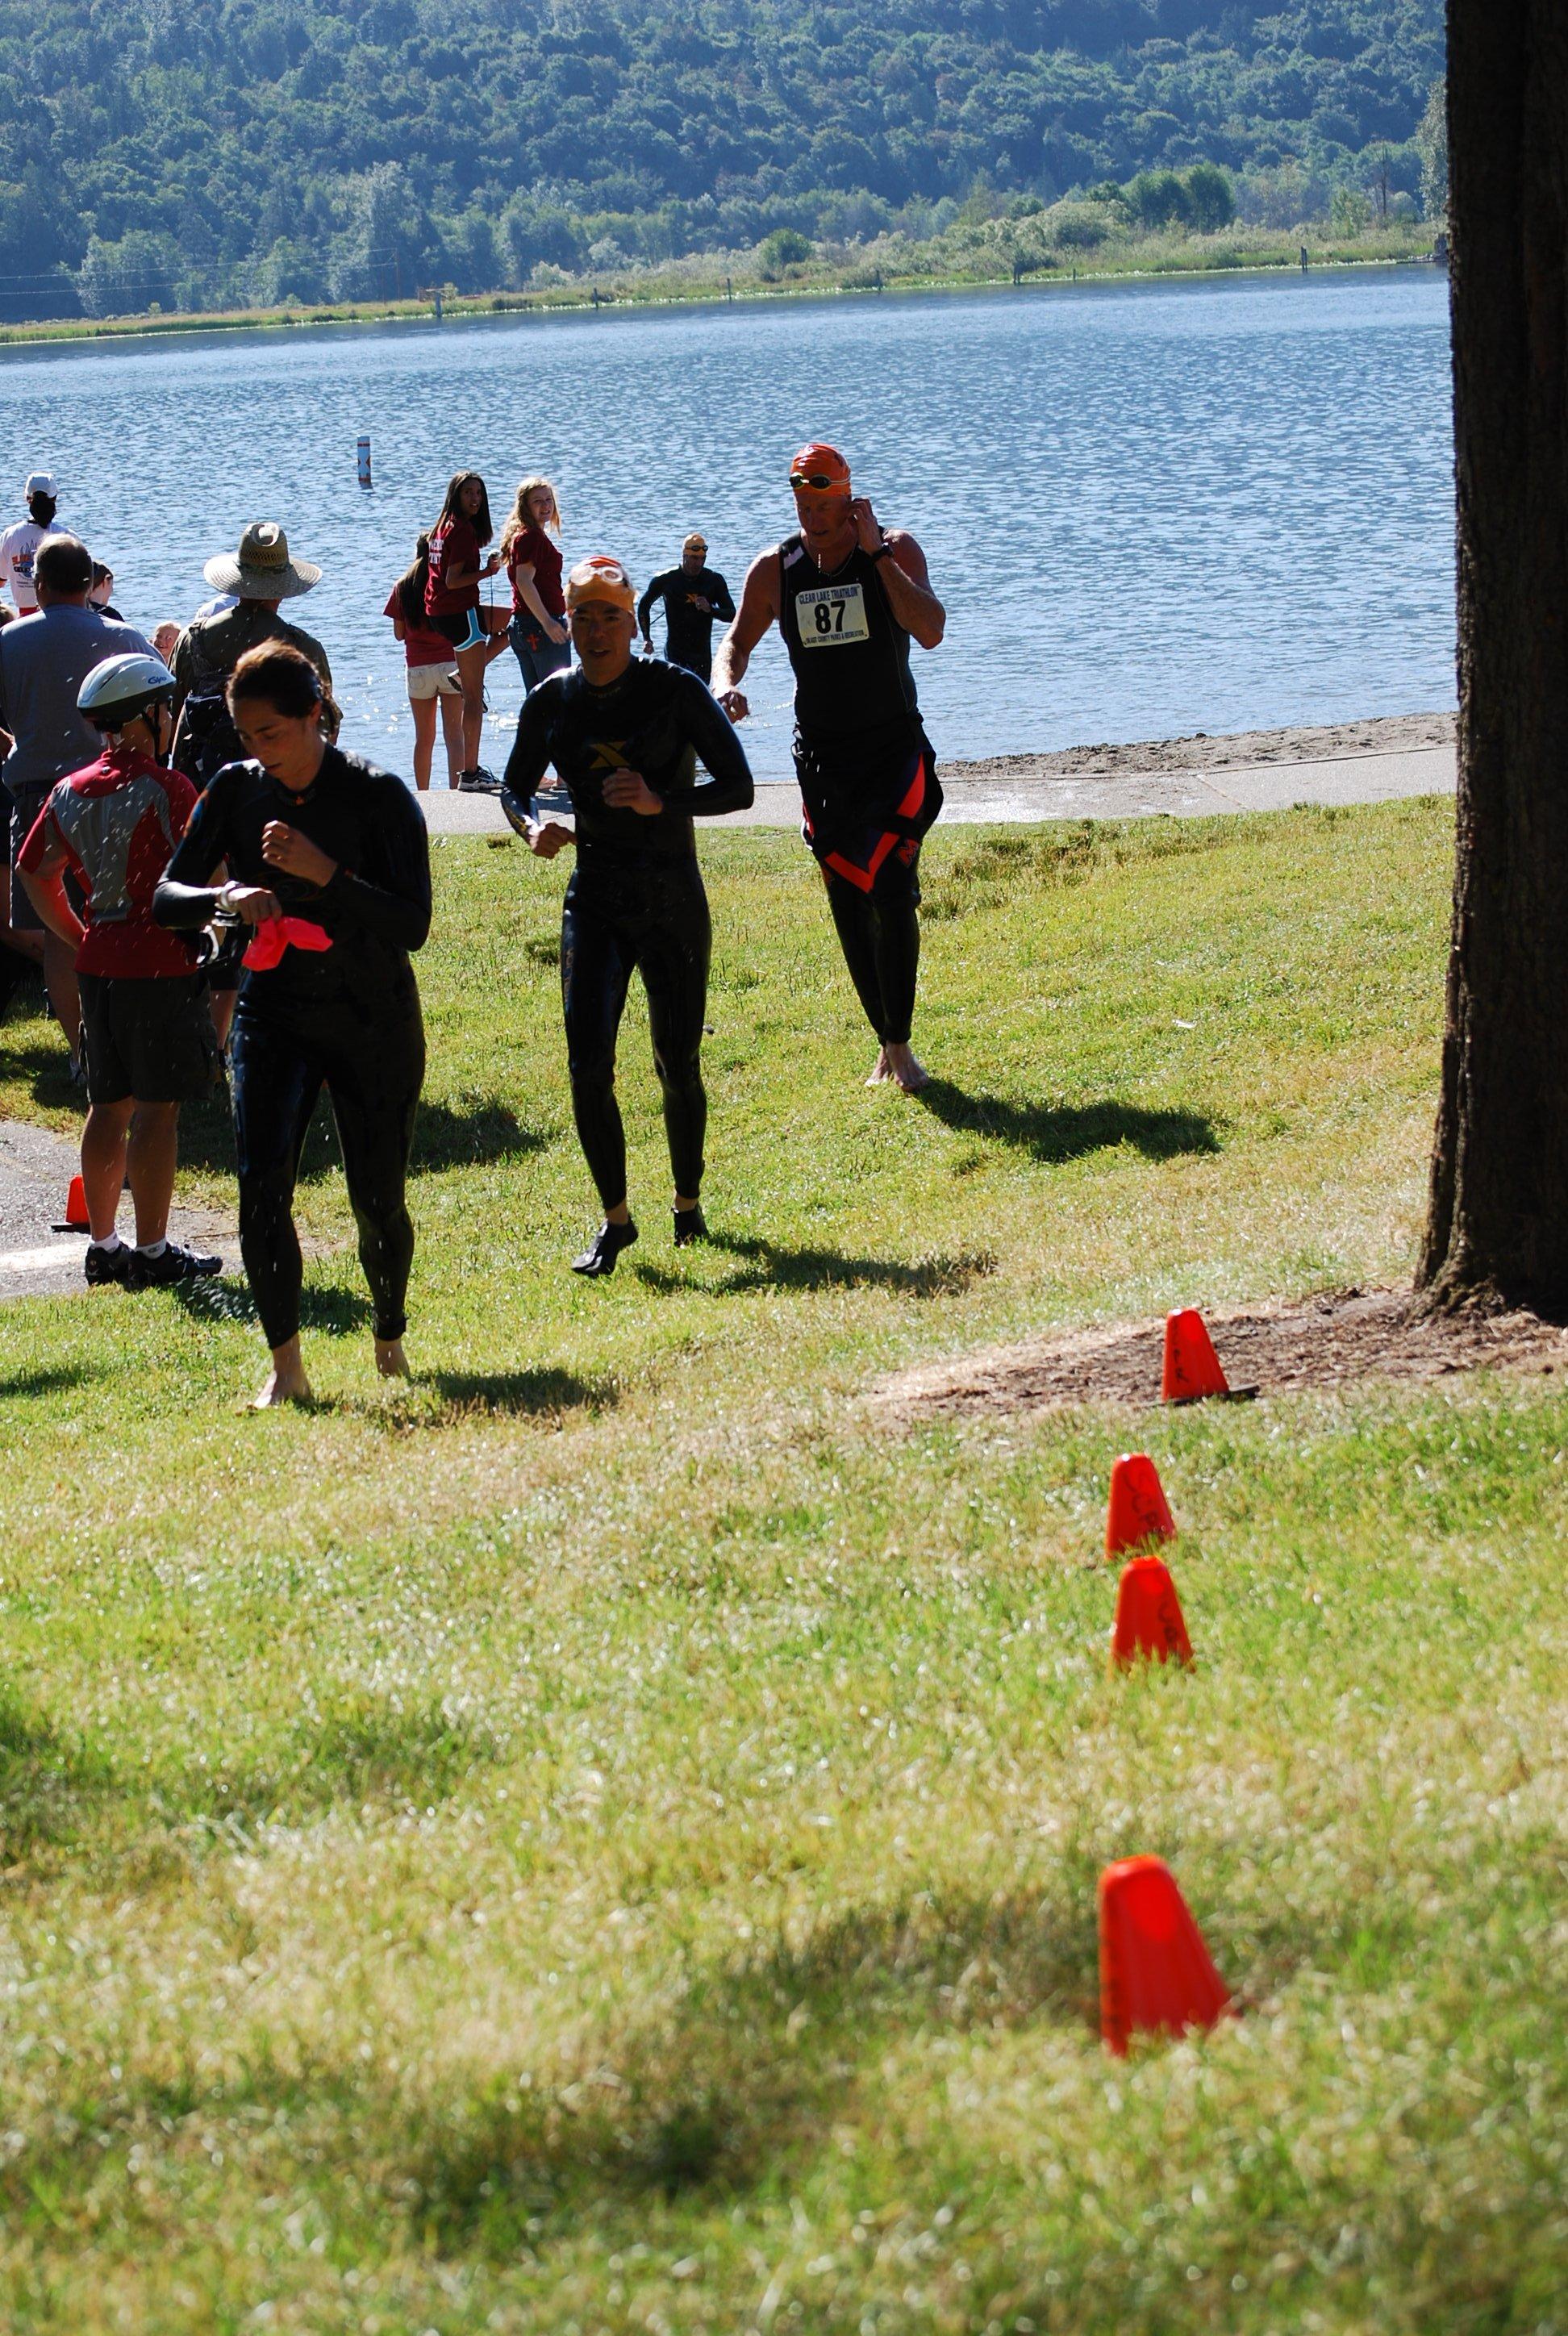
[77,652,177,730]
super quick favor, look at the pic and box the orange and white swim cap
[565,555,636,613]
[789,442,851,494]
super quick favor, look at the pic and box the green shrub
[758,226,813,276]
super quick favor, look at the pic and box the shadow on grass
[402,1886,1097,2248]
[194,1697,503,1829]
[0,1683,111,1858]
[427,1366,619,1420]
[636,1234,996,1300]
[919,1079,1220,1164]
[0,1363,105,1400]
[173,1279,372,1336]
[0,1057,548,1186]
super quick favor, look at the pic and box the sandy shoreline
[943,709,1455,785]
[423,711,1459,832]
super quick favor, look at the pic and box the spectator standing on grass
[424,471,505,790]
[385,535,465,791]
[170,523,336,1058]
[499,477,570,693]
[170,522,332,790]
[0,599,44,1013]
[638,534,736,677]
[0,473,65,619]
[0,534,156,1071]
[87,561,123,619]
[17,653,222,1291]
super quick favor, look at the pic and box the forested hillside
[0,0,1443,319]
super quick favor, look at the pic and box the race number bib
[797,580,869,648]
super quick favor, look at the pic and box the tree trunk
[1419,2,1568,1312]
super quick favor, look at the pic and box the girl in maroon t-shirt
[498,476,569,695]
[423,472,503,786]
[386,535,465,790]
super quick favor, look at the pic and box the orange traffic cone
[1105,1452,1175,1560]
[1098,1855,1230,2055]
[1109,1554,1193,1671]
[54,1173,90,1233]
[1161,1307,1259,1404]
[1161,1307,1228,1401]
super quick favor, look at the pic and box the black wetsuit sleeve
[153,770,231,927]
[500,688,555,831]
[320,783,431,951]
[708,571,736,625]
[670,669,754,816]
[636,575,663,637]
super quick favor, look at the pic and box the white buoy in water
[357,435,372,486]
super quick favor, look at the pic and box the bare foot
[252,1334,312,1409]
[880,1042,930,1093]
[865,1047,893,1087]
[375,1336,410,1379]
[252,1365,313,1409]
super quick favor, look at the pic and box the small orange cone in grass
[1099,1856,1230,2055]
[54,1173,90,1233]
[1161,1306,1259,1405]
[1105,1452,1175,1560]
[1109,1553,1193,1671]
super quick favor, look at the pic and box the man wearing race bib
[713,443,946,1092]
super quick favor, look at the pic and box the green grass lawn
[2,799,1565,2334]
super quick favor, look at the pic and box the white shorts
[407,662,461,701]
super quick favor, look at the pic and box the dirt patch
[873,1287,1568,1425]
[947,711,1454,787]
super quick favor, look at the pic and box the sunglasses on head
[790,473,847,493]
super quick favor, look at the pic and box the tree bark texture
[1420,2,1568,1310]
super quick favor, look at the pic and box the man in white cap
[0,473,62,617]
[170,521,332,790]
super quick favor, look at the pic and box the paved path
[0,1118,235,1304]
[419,739,1457,834]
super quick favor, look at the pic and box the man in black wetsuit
[714,443,946,1092]
[501,554,754,1275]
[636,535,736,678]
[155,642,430,1408]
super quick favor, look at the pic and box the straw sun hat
[202,519,321,600]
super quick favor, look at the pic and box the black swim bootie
[572,1218,639,1277]
[672,1203,708,1248]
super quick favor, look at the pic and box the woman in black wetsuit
[499,556,754,1276]
[155,644,431,1405]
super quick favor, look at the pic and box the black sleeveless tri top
[777,533,920,748]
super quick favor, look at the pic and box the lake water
[0,270,1456,785]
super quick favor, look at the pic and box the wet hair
[395,532,432,629]
[34,533,92,593]
[90,560,113,587]
[227,640,326,720]
[499,475,561,559]
[436,469,493,547]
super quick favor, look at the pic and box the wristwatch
[868,539,891,563]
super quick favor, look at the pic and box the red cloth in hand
[242,916,335,971]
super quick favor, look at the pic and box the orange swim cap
[566,556,636,613]
[789,442,851,494]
